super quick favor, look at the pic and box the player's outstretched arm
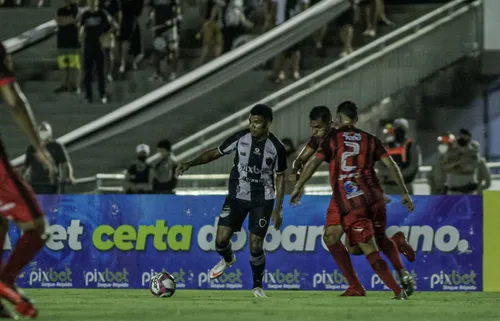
[290,145,316,182]
[290,156,322,204]
[176,148,222,176]
[380,156,414,212]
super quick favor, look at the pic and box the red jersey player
[291,101,414,300]
[0,41,57,318]
[289,105,415,297]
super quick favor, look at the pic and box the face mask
[385,135,395,143]
[438,144,448,154]
[39,130,51,141]
[457,137,469,147]
[137,155,147,162]
[394,128,406,142]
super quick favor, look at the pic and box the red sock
[366,252,402,295]
[379,237,404,273]
[327,242,363,289]
[0,231,44,286]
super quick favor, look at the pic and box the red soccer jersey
[315,126,389,215]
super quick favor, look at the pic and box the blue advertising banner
[7,195,482,292]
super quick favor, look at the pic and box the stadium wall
[4,195,491,292]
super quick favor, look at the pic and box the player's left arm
[274,142,288,211]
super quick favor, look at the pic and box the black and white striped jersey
[218,129,287,201]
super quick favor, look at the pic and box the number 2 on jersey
[341,142,360,172]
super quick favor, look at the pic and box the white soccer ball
[149,272,176,298]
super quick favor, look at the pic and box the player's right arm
[176,130,245,176]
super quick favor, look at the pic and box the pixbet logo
[28,267,73,288]
[84,268,129,288]
[198,269,243,289]
[237,164,271,175]
[141,268,191,288]
[312,270,348,290]
[371,270,418,289]
[430,270,477,291]
[264,269,301,289]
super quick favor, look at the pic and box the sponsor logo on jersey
[343,132,362,141]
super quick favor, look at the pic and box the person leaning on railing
[124,144,154,194]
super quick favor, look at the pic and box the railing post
[96,178,102,194]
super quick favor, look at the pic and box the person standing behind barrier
[378,118,421,195]
[55,0,81,94]
[124,144,154,193]
[79,0,118,103]
[23,122,76,194]
[119,0,144,74]
[427,133,455,195]
[441,128,480,195]
[477,157,491,193]
[152,139,178,194]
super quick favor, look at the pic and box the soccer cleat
[392,289,409,300]
[252,287,267,298]
[209,255,236,280]
[340,286,366,297]
[400,270,416,297]
[0,281,36,318]
[392,232,416,262]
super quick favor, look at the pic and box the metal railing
[2,20,57,54]
[10,0,350,167]
[72,162,500,195]
[146,0,481,165]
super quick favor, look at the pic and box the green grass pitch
[11,290,500,321]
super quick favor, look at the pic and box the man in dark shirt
[79,0,118,103]
[124,144,154,193]
[152,139,177,194]
[99,0,122,81]
[148,0,179,81]
[55,0,81,93]
[23,122,75,195]
[119,0,144,74]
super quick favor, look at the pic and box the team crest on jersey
[253,148,261,155]
[343,132,362,141]
[344,181,364,199]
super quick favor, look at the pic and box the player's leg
[0,169,47,317]
[0,217,14,319]
[209,197,247,279]
[390,231,415,262]
[345,209,406,299]
[324,204,364,296]
[247,200,274,298]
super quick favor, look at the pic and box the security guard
[378,118,421,195]
[427,133,455,195]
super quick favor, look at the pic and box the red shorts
[343,200,386,246]
[325,197,341,226]
[0,77,15,88]
[0,156,44,222]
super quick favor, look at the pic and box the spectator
[99,0,122,82]
[23,122,75,195]
[271,0,308,83]
[54,0,81,94]
[427,133,454,195]
[336,0,354,57]
[79,0,118,103]
[148,0,180,81]
[378,118,421,194]
[477,157,491,193]
[441,128,480,195]
[198,0,224,65]
[222,0,253,53]
[152,139,178,194]
[119,0,144,74]
[124,144,154,193]
[129,13,145,70]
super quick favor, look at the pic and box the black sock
[216,242,234,263]
[250,250,266,289]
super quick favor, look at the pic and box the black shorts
[217,196,274,238]
[336,7,354,27]
[120,18,137,42]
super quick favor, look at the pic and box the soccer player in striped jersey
[291,101,415,300]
